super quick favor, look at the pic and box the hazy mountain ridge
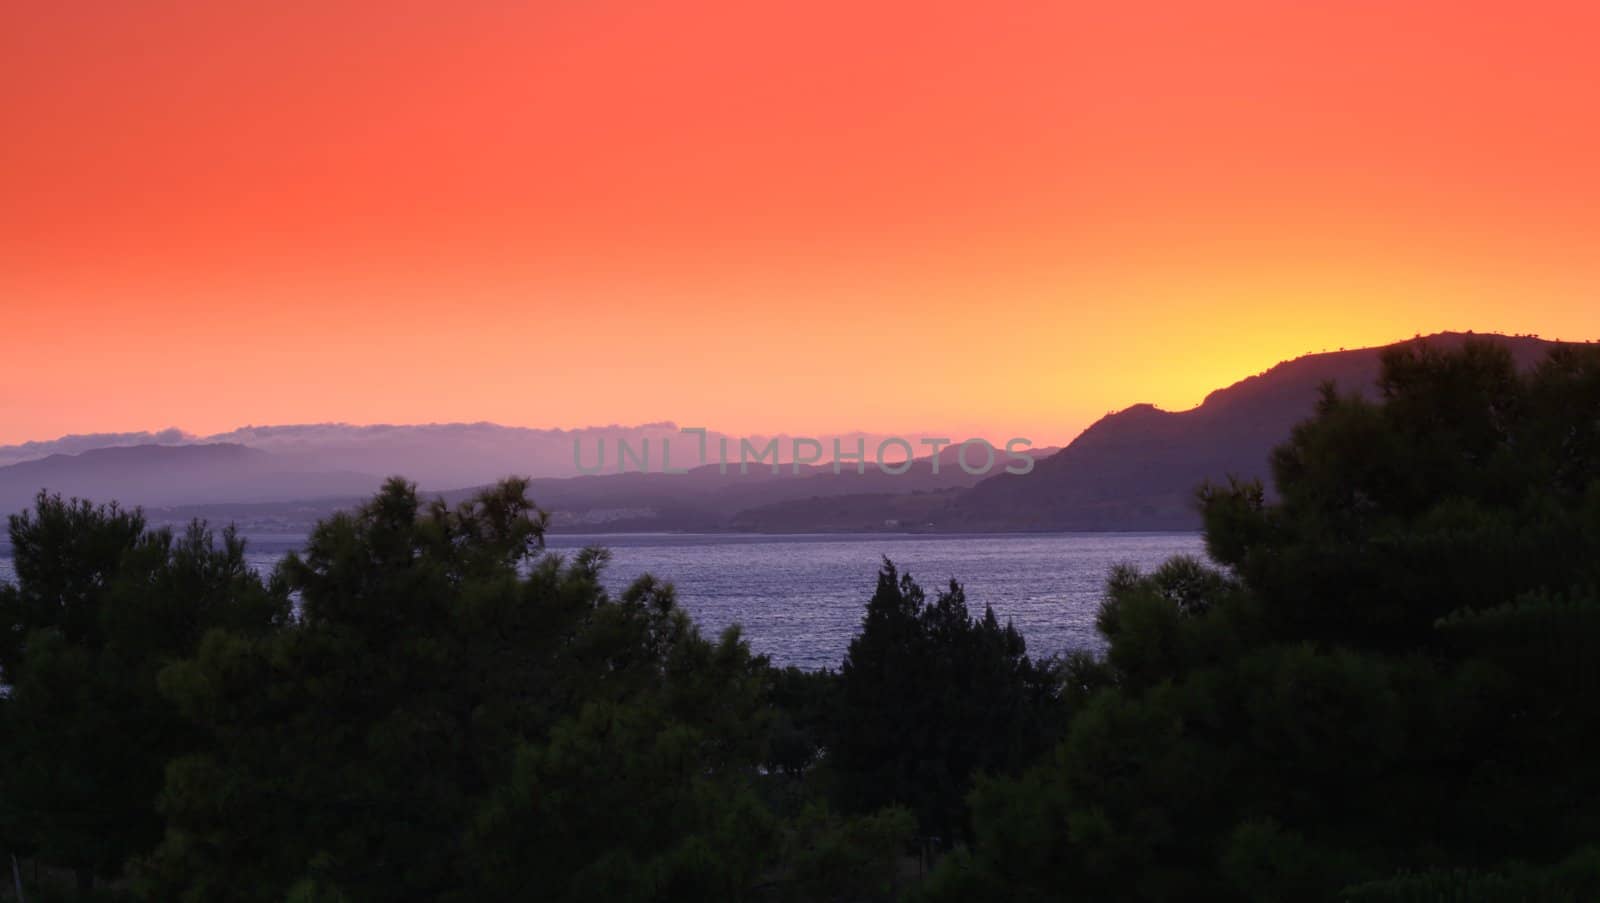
[0,422,992,488]
[0,436,1056,529]
[0,444,382,514]
[1,333,1580,531]
[0,423,704,486]
[0,428,192,468]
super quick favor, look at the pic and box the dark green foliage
[138,478,793,902]
[1340,846,1600,902]
[925,339,1600,901]
[776,803,916,902]
[468,698,777,902]
[0,494,285,892]
[825,560,1060,844]
[763,665,834,780]
[0,494,147,682]
[145,479,572,900]
[1204,341,1600,649]
[3,478,925,902]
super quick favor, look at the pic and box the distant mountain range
[0,333,1582,533]
[0,444,380,514]
[0,423,715,485]
[0,431,1056,529]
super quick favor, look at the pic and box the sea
[0,531,1203,670]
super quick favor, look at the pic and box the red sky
[3,1,1598,446]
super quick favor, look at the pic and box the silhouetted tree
[918,339,1600,901]
[145,479,905,903]
[0,494,285,894]
[826,559,1059,845]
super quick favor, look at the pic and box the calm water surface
[0,532,1203,669]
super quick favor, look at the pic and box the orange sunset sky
[3,1,1598,447]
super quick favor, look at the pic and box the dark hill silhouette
[941,333,1568,531]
